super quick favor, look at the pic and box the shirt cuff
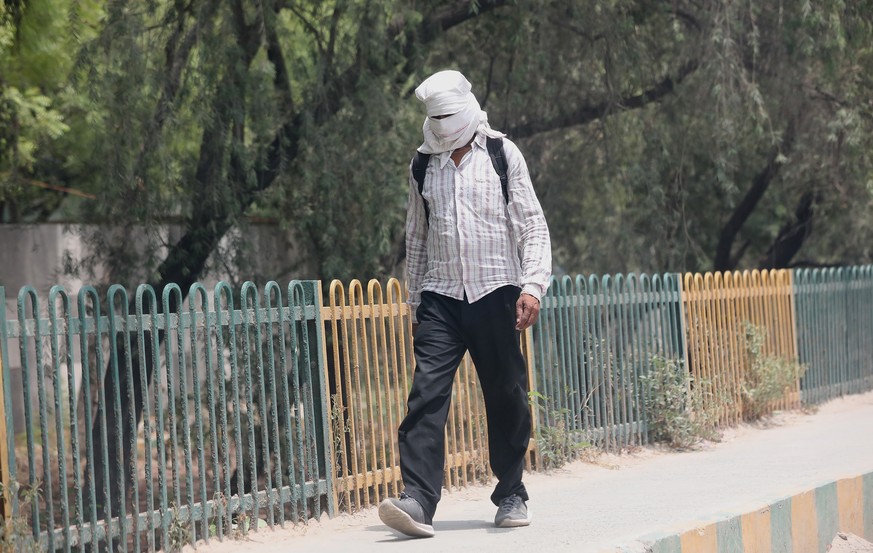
[521,283,544,303]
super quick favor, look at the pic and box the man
[377,70,552,538]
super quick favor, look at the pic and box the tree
[69,0,518,536]
[482,1,873,273]
[1,0,106,222]
[4,1,873,544]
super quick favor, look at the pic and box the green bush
[528,390,594,470]
[0,480,41,553]
[641,357,724,449]
[742,322,807,420]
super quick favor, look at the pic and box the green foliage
[641,357,723,450]
[0,0,102,222]
[528,390,594,470]
[166,501,192,553]
[741,322,808,420]
[442,1,873,273]
[0,9,70,177]
[0,479,42,553]
[3,0,873,279]
[0,87,69,169]
[278,74,415,281]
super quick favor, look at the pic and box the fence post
[679,273,695,417]
[0,287,11,520]
[787,270,802,407]
[316,280,338,517]
[522,326,538,469]
[0,349,5,520]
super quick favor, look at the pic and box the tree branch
[325,0,345,84]
[287,3,326,59]
[134,1,220,179]
[430,0,512,31]
[264,0,294,114]
[508,59,699,138]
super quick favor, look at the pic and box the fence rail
[2,264,872,551]
[321,278,514,514]
[794,266,873,404]
[0,281,332,553]
[682,269,799,425]
[532,273,685,452]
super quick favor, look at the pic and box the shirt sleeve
[405,159,428,323]
[503,139,552,301]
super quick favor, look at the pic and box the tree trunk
[83,2,512,548]
[758,191,817,269]
[714,123,797,271]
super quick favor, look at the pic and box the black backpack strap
[411,151,432,223]
[486,136,510,205]
[413,139,507,224]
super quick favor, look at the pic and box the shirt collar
[436,133,486,168]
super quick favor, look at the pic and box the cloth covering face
[415,70,504,154]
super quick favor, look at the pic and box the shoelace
[499,495,522,512]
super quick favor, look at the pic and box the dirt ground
[179,390,873,553]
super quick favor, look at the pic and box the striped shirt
[406,133,552,322]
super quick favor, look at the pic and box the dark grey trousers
[398,286,531,520]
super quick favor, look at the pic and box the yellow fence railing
[322,271,803,508]
[682,269,800,425]
[323,278,507,512]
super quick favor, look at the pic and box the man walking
[378,70,552,538]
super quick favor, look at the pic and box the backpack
[411,136,509,223]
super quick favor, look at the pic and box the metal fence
[794,266,873,404]
[0,281,333,553]
[531,274,685,452]
[321,278,536,514]
[681,269,800,425]
[2,265,873,551]
[322,278,416,514]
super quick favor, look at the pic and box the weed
[742,323,807,420]
[0,479,42,553]
[528,390,595,470]
[166,501,191,553]
[208,491,228,538]
[641,357,724,449]
[329,394,351,509]
[231,511,249,541]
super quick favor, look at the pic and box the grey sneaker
[494,494,531,528]
[378,492,435,538]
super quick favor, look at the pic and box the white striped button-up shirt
[406,133,552,322]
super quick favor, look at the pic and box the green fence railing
[532,273,685,452]
[0,281,333,553]
[2,265,873,551]
[794,266,873,404]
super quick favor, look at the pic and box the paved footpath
[184,390,873,553]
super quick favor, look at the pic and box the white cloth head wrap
[415,70,504,154]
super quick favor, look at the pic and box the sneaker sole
[378,500,435,538]
[495,507,532,528]
[496,517,531,528]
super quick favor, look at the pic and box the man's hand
[515,293,540,330]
